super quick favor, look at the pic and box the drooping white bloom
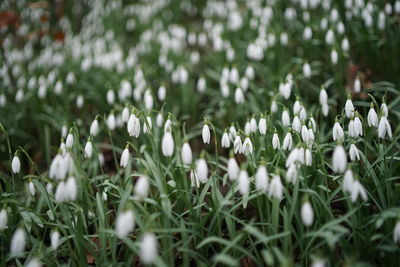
[127,114,141,138]
[84,141,93,158]
[271,100,278,113]
[286,164,299,184]
[190,170,200,188]
[49,154,66,180]
[107,90,115,104]
[66,133,73,148]
[10,227,26,254]
[121,107,130,123]
[332,122,344,141]
[90,119,99,136]
[319,88,328,105]
[229,125,237,140]
[115,210,135,238]
[343,169,354,193]
[29,181,35,196]
[120,148,130,167]
[354,116,363,136]
[140,233,158,264]
[51,230,60,250]
[393,221,400,244]
[255,165,268,192]
[181,143,192,165]
[156,113,163,127]
[301,201,314,227]
[354,77,361,93]
[0,209,8,230]
[107,113,116,131]
[268,174,283,200]
[12,155,21,174]
[228,157,239,181]
[292,116,301,132]
[367,105,378,127]
[332,144,347,173]
[144,90,154,110]
[303,62,312,78]
[158,86,166,101]
[282,110,290,127]
[202,124,211,144]
[233,136,242,154]
[195,158,208,183]
[162,131,174,156]
[26,258,42,267]
[378,116,392,139]
[349,144,360,161]
[55,181,67,202]
[283,132,293,151]
[234,87,244,104]
[381,103,389,117]
[345,98,354,118]
[66,176,77,201]
[143,116,152,134]
[259,117,267,135]
[244,121,251,135]
[221,132,230,148]
[242,137,253,154]
[250,118,257,133]
[348,118,356,138]
[350,180,368,202]
[134,176,149,199]
[305,149,312,166]
[272,133,280,150]
[301,125,309,143]
[197,77,206,93]
[238,170,250,195]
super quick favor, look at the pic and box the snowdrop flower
[66,133,74,148]
[140,233,158,264]
[190,170,200,188]
[229,125,237,140]
[197,77,206,93]
[348,118,356,138]
[121,107,130,123]
[26,258,42,267]
[51,230,60,250]
[354,77,361,93]
[234,136,242,154]
[349,143,360,161]
[381,102,388,117]
[144,90,154,110]
[10,227,26,254]
[283,131,293,151]
[46,183,53,195]
[120,147,130,167]
[107,113,116,131]
[282,109,290,127]
[292,115,301,132]
[303,62,312,78]
[221,131,230,148]
[195,158,208,183]
[279,81,291,99]
[228,157,239,181]
[127,113,140,138]
[181,142,193,165]
[271,100,278,113]
[250,118,257,133]
[301,200,314,227]
[345,97,354,118]
[143,116,152,134]
[244,121,251,135]
[156,113,163,127]
[29,181,35,196]
[49,153,67,180]
[393,221,400,244]
[378,116,392,139]
[0,209,8,230]
[90,119,99,136]
[66,176,77,201]
[301,125,309,143]
[268,174,283,200]
[12,155,21,174]
[242,137,253,154]
[55,181,67,202]
[202,123,211,144]
[343,169,354,193]
[134,175,149,199]
[332,121,344,141]
[259,116,267,135]
[305,149,312,166]
[367,103,378,127]
[286,164,299,184]
[272,131,280,150]
[350,179,368,202]
[84,141,93,158]
[238,169,250,195]
[354,115,363,136]
[332,144,347,173]
[234,87,244,104]
[255,165,268,192]
[331,49,338,65]
[245,65,255,80]
[162,129,174,157]
[319,88,328,106]
[115,210,135,238]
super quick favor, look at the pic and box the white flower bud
[259,117,267,135]
[115,210,135,238]
[140,233,158,264]
[332,144,347,173]
[127,114,140,138]
[12,155,21,174]
[181,143,193,165]
[51,230,60,250]
[195,158,208,183]
[107,90,115,104]
[66,176,77,201]
[268,174,283,200]
[84,141,93,158]
[120,148,130,168]
[233,136,242,154]
[255,165,268,192]
[393,221,400,244]
[0,209,8,230]
[350,180,368,202]
[242,137,253,154]
[282,110,290,127]
[283,132,293,151]
[202,124,211,144]
[234,87,244,104]
[378,116,392,139]
[301,201,314,226]
[272,133,280,150]
[134,175,149,199]
[238,170,250,195]
[367,106,378,127]
[121,107,130,123]
[292,116,301,132]
[228,157,239,181]
[162,131,174,156]
[332,122,344,141]
[221,132,230,148]
[345,98,354,118]
[107,113,116,131]
[349,143,360,161]
[66,133,73,148]
[29,181,35,196]
[10,227,26,254]
[90,119,99,136]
